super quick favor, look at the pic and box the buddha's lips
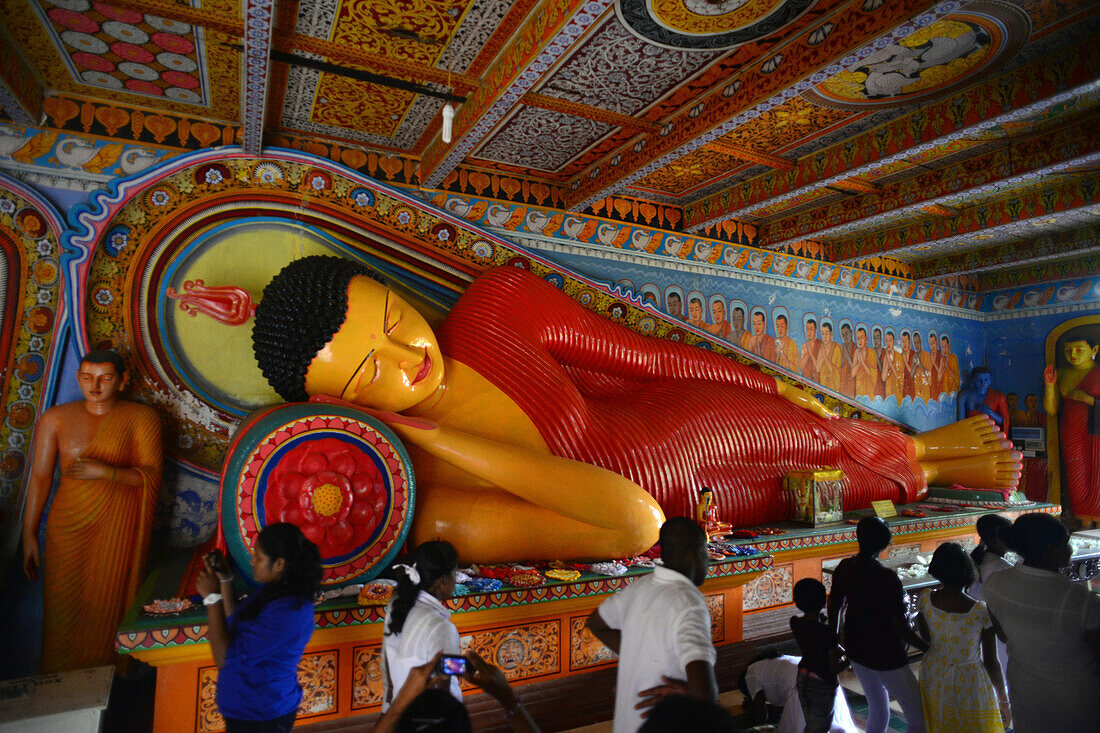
[411,351,432,384]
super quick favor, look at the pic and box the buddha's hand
[776,379,836,420]
[63,457,111,480]
[1043,364,1056,384]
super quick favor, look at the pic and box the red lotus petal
[301,524,325,546]
[281,505,302,524]
[330,452,358,476]
[278,472,305,500]
[351,471,381,498]
[301,453,328,474]
[350,502,375,527]
[329,522,354,546]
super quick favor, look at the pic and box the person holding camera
[373,650,540,733]
[383,541,462,709]
[196,523,322,732]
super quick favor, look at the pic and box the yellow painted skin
[305,276,1020,562]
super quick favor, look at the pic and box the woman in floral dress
[916,543,1009,732]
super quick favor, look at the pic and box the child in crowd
[382,541,461,710]
[916,542,1008,732]
[968,513,1013,692]
[828,517,928,733]
[790,578,844,733]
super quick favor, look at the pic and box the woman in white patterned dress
[916,543,1009,732]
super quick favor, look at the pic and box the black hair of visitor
[81,348,126,375]
[252,255,384,402]
[856,516,891,556]
[928,542,977,589]
[396,688,472,733]
[386,541,459,636]
[793,577,827,614]
[1005,512,1069,565]
[637,694,738,733]
[658,516,706,563]
[971,513,1011,567]
[240,522,323,621]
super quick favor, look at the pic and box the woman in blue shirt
[197,523,322,732]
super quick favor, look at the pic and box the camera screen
[440,656,467,675]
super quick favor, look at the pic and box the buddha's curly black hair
[252,255,383,402]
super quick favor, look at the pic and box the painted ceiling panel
[473,106,614,172]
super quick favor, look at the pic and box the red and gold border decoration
[220,403,415,588]
[0,172,68,559]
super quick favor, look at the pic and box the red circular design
[27,307,54,335]
[48,7,99,33]
[93,2,143,23]
[151,32,195,54]
[71,52,115,73]
[112,41,154,63]
[263,436,389,559]
[161,70,199,89]
[124,79,163,95]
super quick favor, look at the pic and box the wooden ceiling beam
[702,141,794,171]
[827,177,879,194]
[521,92,658,133]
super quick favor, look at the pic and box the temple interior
[0,0,1098,730]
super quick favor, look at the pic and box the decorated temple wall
[533,248,985,433]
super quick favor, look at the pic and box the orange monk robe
[42,401,161,672]
[942,353,960,394]
[840,342,856,397]
[819,342,843,393]
[776,336,799,373]
[852,345,879,398]
[884,350,905,402]
[744,332,777,362]
[916,352,932,402]
[800,339,821,382]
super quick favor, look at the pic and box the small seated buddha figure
[251,257,1021,563]
[695,487,732,539]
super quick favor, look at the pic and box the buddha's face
[305,276,444,412]
[1064,339,1098,369]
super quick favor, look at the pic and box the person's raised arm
[22,408,60,580]
[195,557,230,667]
[585,608,621,655]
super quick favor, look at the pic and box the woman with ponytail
[196,523,322,732]
[982,513,1100,732]
[968,513,1013,600]
[383,540,461,710]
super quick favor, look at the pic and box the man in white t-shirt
[587,517,718,733]
[739,651,857,733]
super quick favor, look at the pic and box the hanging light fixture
[441,102,455,143]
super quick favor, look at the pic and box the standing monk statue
[21,349,162,672]
[252,257,1020,563]
[1044,338,1100,519]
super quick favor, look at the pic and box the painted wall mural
[546,250,987,432]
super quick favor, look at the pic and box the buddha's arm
[22,408,60,579]
[374,411,664,531]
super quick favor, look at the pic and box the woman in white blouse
[382,541,460,710]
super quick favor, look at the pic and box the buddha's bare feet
[922,448,1022,489]
[912,415,1011,461]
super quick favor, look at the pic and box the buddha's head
[253,256,444,411]
[1064,339,1098,370]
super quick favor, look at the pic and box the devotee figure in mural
[666,291,683,320]
[744,310,777,362]
[900,332,916,401]
[926,332,943,398]
[840,323,857,397]
[853,327,879,399]
[729,306,748,347]
[21,349,162,672]
[687,296,708,329]
[958,367,1010,437]
[774,315,799,373]
[817,322,843,394]
[706,299,732,340]
[941,335,961,393]
[872,328,886,399]
[799,319,821,382]
[883,331,904,403]
[251,257,1020,562]
[1044,337,1100,518]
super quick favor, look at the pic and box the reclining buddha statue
[252,256,1020,562]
